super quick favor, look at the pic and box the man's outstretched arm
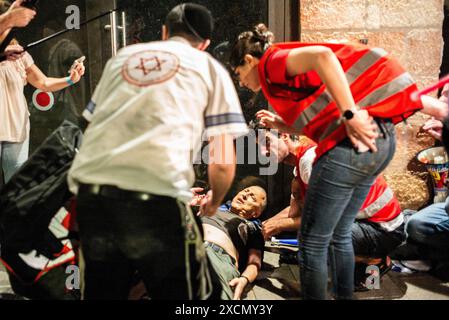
[200,134,236,217]
[229,249,262,300]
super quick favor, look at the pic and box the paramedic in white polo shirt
[68,3,248,300]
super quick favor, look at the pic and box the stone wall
[300,0,445,209]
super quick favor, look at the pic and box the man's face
[231,186,267,219]
[259,131,290,163]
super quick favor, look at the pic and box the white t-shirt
[68,37,248,202]
[293,146,317,185]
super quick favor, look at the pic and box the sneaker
[392,260,431,273]
[400,260,432,272]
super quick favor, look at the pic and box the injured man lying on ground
[191,185,267,300]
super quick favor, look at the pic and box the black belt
[204,241,237,266]
[376,118,393,123]
[78,183,171,202]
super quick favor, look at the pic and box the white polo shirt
[68,37,248,203]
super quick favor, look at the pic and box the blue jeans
[0,137,29,184]
[406,198,449,252]
[298,120,396,300]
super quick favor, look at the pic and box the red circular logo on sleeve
[122,50,180,87]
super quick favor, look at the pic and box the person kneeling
[260,132,405,291]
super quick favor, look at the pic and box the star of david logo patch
[122,50,180,87]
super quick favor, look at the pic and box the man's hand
[229,277,249,300]
[199,190,219,217]
[256,110,289,132]
[5,44,24,61]
[344,109,379,152]
[422,117,443,141]
[5,0,36,28]
[262,219,281,240]
[189,187,205,206]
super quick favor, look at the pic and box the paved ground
[243,244,449,300]
[1,245,448,300]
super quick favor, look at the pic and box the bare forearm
[288,195,302,218]
[287,47,355,114]
[421,95,449,120]
[0,14,13,34]
[207,134,236,206]
[242,250,262,283]
[314,50,355,113]
[278,217,301,232]
[241,264,259,283]
[35,77,71,92]
[26,63,84,93]
[208,163,235,206]
[269,206,290,221]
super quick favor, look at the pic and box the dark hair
[164,3,213,44]
[229,23,274,69]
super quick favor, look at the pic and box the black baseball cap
[165,3,214,41]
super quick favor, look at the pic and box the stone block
[404,29,443,76]
[367,0,444,29]
[300,0,367,30]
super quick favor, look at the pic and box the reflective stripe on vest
[358,72,416,108]
[293,48,388,131]
[358,187,394,219]
[376,213,404,232]
[319,71,415,142]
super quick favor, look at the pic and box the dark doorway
[12,0,299,217]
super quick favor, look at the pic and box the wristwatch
[342,109,355,121]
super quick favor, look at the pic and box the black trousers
[76,190,211,300]
[352,220,405,258]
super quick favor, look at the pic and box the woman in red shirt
[229,24,425,300]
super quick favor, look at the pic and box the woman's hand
[344,109,379,152]
[229,277,249,300]
[5,44,24,61]
[69,61,86,83]
[422,117,443,141]
[256,110,289,132]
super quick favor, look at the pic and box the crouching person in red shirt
[260,132,405,291]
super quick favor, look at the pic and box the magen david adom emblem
[122,50,180,87]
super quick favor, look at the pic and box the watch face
[343,110,354,120]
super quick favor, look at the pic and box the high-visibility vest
[258,42,423,159]
[293,138,403,230]
[356,176,403,230]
